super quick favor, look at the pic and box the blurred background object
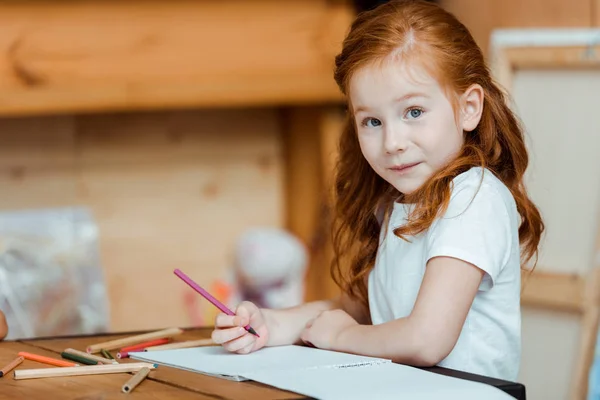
[231,227,308,310]
[0,207,109,339]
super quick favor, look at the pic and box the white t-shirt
[368,167,521,381]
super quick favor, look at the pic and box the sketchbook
[130,345,514,399]
[129,344,390,381]
[244,361,514,400]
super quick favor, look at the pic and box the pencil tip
[247,327,260,337]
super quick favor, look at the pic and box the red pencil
[116,338,170,358]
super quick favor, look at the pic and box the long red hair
[331,0,544,305]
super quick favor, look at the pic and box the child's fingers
[235,340,256,355]
[211,326,246,344]
[215,313,249,328]
[223,333,256,353]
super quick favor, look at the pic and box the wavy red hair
[331,0,544,305]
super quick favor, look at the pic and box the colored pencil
[173,268,259,336]
[117,338,171,359]
[122,367,151,394]
[101,349,115,360]
[14,362,158,380]
[64,348,118,365]
[145,338,214,351]
[61,352,100,365]
[18,352,79,367]
[0,356,24,378]
[120,338,170,353]
[86,327,183,353]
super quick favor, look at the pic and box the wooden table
[0,328,526,399]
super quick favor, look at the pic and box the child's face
[349,61,464,195]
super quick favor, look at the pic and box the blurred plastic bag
[0,207,110,340]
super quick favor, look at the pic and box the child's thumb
[235,304,251,327]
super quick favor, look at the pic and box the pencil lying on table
[63,348,118,365]
[122,367,151,394]
[144,338,214,351]
[14,362,158,380]
[18,352,79,367]
[0,356,24,378]
[101,349,115,360]
[117,338,171,358]
[86,327,183,353]
[61,352,100,365]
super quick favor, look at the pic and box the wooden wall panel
[282,106,345,302]
[0,109,284,332]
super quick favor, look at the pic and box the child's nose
[383,127,408,154]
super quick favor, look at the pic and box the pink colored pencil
[173,268,259,337]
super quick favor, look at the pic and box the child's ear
[460,84,484,132]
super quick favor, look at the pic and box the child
[0,310,7,340]
[211,0,543,381]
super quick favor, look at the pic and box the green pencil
[101,349,115,360]
[61,351,100,365]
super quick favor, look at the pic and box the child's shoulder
[446,167,517,218]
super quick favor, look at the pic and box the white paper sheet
[245,362,515,400]
[129,344,390,381]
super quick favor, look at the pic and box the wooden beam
[595,0,600,27]
[281,106,345,302]
[491,44,600,93]
[0,0,353,116]
[521,270,586,313]
[506,46,600,70]
[571,268,600,400]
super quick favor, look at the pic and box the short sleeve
[426,180,513,291]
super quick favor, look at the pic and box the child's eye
[361,118,382,128]
[405,108,424,119]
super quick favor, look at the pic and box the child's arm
[301,256,483,366]
[0,310,8,340]
[263,299,342,346]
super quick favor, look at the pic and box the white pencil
[14,362,157,380]
[144,339,214,351]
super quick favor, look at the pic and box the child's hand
[211,301,269,354]
[300,309,358,350]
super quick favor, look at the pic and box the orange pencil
[18,352,79,368]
